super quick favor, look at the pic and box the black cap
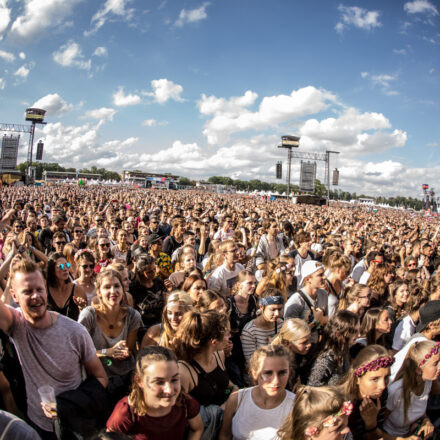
[416,300,440,333]
[147,233,162,246]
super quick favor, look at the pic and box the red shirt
[106,395,200,440]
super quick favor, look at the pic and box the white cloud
[0,0,11,38]
[404,0,438,15]
[0,77,5,89]
[86,0,134,35]
[362,72,399,95]
[113,86,141,106]
[9,0,83,40]
[0,49,14,62]
[336,5,382,33]
[19,52,26,60]
[83,107,116,122]
[200,86,336,145]
[393,48,407,55]
[93,46,108,57]
[142,119,168,127]
[53,40,91,70]
[32,93,74,116]
[174,2,210,27]
[145,78,184,104]
[14,65,30,78]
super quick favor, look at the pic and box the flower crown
[74,248,95,260]
[420,342,440,367]
[354,355,394,377]
[305,401,353,437]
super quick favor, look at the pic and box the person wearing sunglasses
[95,238,114,273]
[46,253,87,321]
[74,249,97,305]
[52,231,67,254]
[358,251,384,285]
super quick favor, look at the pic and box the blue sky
[0,0,439,196]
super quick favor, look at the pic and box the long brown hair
[339,344,390,400]
[128,346,185,416]
[173,310,229,362]
[394,340,438,422]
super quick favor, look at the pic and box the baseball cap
[301,260,324,280]
[416,300,440,333]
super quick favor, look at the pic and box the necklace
[100,311,124,330]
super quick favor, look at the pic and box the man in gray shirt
[0,259,107,439]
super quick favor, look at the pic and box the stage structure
[277,141,340,205]
[0,108,47,182]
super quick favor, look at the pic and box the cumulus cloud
[0,49,14,62]
[19,52,26,59]
[32,93,74,116]
[83,107,116,122]
[144,78,184,104]
[93,46,108,57]
[335,5,381,33]
[85,0,134,36]
[53,40,91,70]
[404,0,438,15]
[0,0,11,38]
[200,86,336,145]
[9,0,83,40]
[174,2,210,27]
[113,87,141,106]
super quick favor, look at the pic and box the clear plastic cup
[38,385,57,416]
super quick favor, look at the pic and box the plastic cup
[38,385,57,416]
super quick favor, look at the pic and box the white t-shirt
[384,378,431,436]
[392,315,416,351]
[208,263,245,296]
[358,271,370,285]
[231,387,295,440]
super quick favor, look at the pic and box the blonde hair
[93,269,125,313]
[338,283,368,310]
[395,340,438,422]
[249,344,291,383]
[272,318,311,346]
[278,386,346,440]
[160,291,193,348]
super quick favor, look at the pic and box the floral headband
[305,401,353,437]
[74,248,95,260]
[354,355,395,377]
[420,342,440,367]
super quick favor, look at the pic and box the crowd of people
[0,184,439,440]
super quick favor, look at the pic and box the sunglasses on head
[57,262,71,270]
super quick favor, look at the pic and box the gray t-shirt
[0,410,40,439]
[8,307,96,432]
[78,306,142,377]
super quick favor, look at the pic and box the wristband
[101,348,107,356]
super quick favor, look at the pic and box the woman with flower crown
[383,340,440,438]
[277,385,351,440]
[339,344,419,440]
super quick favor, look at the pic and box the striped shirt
[240,319,283,362]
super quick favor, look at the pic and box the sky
[0,0,439,197]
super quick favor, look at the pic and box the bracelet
[364,425,377,433]
[101,348,107,356]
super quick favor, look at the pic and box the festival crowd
[0,184,439,440]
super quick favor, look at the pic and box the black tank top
[183,352,230,406]
[47,284,80,321]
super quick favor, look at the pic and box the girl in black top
[339,345,395,440]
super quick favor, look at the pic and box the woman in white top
[219,344,295,440]
[384,340,440,439]
[74,249,97,305]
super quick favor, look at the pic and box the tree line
[17,163,426,210]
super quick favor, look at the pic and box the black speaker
[36,141,44,161]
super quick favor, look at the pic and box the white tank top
[231,387,295,440]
